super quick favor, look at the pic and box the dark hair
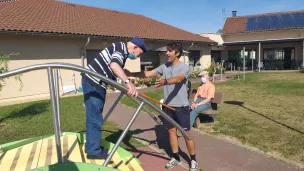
[167,42,183,58]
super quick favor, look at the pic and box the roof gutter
[81,36,91,67]
[186,42,194,51]
[0,30,213,44]
[223,37,304,46]
[183,42,194,63]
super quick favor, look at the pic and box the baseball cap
[199,71,208,76]
[130,36,147,52]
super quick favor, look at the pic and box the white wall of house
[0,33,158,104]
[200,33,224,45]
[187,44,212,70]
[0,33,88,105]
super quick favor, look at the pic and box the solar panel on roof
[292,12,304,20]
[280,14,293,20]
[292,12,304,26]
[280,14,296,27]
[256,16,270,30]
[269,15,282,28]
[294,19,304,26]
[246,17,257,30]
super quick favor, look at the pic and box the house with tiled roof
[0,0,215,104]
[202,10,304,71]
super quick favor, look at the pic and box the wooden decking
[0,135,143,171]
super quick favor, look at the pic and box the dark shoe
[87,152,108,160]
[85,145,108,154]
[100,146,109,154]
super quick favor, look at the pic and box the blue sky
[62,0,303,34]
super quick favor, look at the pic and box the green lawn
[121,71,304,164]
[0,95,142,150]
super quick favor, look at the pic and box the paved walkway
[102,76,303,171]
[129,146,186,171]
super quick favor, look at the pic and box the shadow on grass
[0,101,49,123]
[94,124,191,164]
[101,129,170,161]
[224,101,304,135]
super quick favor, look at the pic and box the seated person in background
[190,71,215,127]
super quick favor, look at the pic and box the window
[228,50,239,61]
[189,50,201,67]
[228,49,256,69]
[263,48,295,60]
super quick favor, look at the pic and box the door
[211,50,221,63]
[189,50,201,68]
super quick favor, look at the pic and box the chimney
[232,11,237,17]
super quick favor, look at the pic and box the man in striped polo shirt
[81,36,147,159]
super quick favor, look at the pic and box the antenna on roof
[67,3,76,7]
[222,8,227,21]
[216,29,223,33]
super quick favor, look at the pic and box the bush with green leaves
[0,51,23,91]
[189,68,201,79]
[204,59,227,76]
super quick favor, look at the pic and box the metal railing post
[142,106,163,125]
[103,92,124,122]
[104,92,162,126]
[103,102,145,166]
[132,98,162,125]
[47,67,63,163]
[54,69,62,136]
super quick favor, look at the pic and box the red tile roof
[0,0,214,43]
[222,10,304,34]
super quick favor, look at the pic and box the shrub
[0,50,23,91]
[189,70,200,79]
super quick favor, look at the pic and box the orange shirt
[196,81,215,99]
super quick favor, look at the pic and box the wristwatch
[124,79,130,84]
[164,79,168,85]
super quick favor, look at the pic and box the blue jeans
[190,98,211,127]
[82,77,106,155]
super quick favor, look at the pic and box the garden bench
[190,89,224,128]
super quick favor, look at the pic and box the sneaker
[189,160,199,171]
[165,157,182,169]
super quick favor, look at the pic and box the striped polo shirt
[82,42,128,89]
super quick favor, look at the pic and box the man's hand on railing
[126,81,138,97]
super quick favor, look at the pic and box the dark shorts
[162,106,190,131]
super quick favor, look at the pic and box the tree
[0,50,23,91]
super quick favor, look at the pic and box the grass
[121,71,304,164]
[121,90,164,114]
[0,95,143,150]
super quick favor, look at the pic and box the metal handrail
[0,62,192,166]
